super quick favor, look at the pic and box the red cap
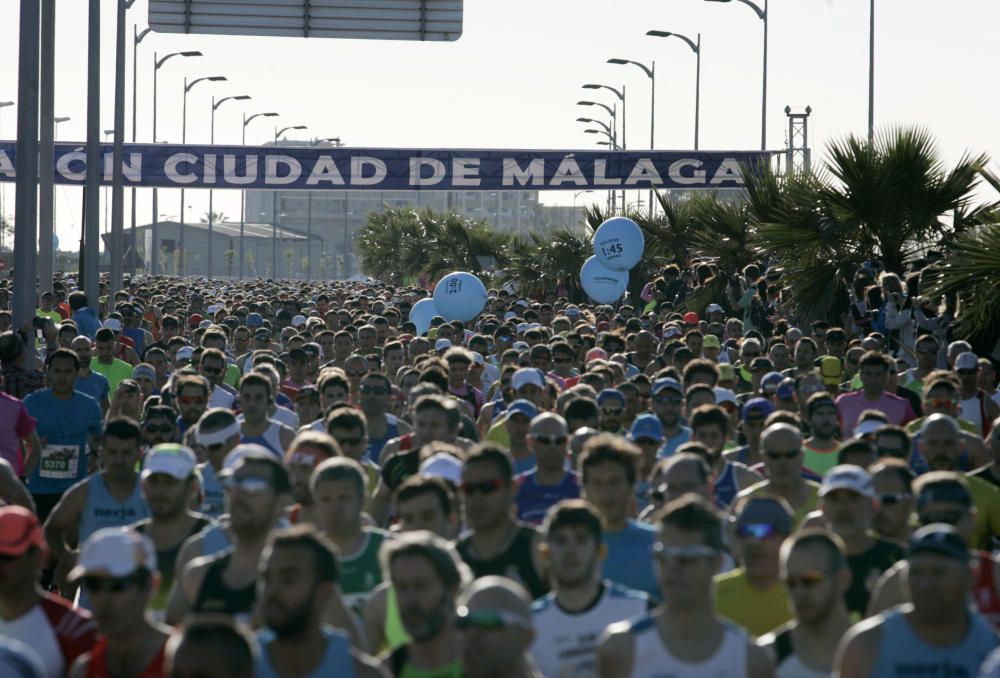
[596,321,610,332]
[188,313,203,328]
[585,348,609,362]
[683,311,699,325]
[0,506,46,557]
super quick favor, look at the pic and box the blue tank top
[713,462,741,509]
[122,327,145,355]
[198,462,226,517]
[515,470,581,524]
[240,421,284,458]
[79,474,150,543]
[255,627,355,678]
[872,608,998,676]
[365,414,399,464]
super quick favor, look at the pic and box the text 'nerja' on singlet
[79,473,150,544]
[255,627,355,678]
[871,607,999,676]
[627,616,749,678]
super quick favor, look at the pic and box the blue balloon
[408,298,438,336]
[433,271,488,322]
[580,256,628,304]
[593,217,644,271]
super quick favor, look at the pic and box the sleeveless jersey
[79,474,150,544]
[365,414,400,464]
[713,462,742,509]
[340,528,389,613]
[84,636,167,678]
[239,419,285,457]
[384,586,411,652]
[515,470,581,525]
[871,607,999,676]
[532,581,649,678]
[387,645,462,678]
[456,525,548,599]
[766,628,827,678]
[802,440,840,477]
[974,551,1000,628]
[626,616,749,678]
[255,627,355,678]
[197,462,226,517]
[134,516,212,615]
[192,550,257,624]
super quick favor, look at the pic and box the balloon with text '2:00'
[432,272,488,322]
[580,256,629,304]
[408,298,439,336]
[593,216,644,271]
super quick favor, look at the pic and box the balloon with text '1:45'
[432,272,487,322]
[409,298,439,336]
[593,217,644,271]
[580,256,628,304]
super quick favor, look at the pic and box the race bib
[39,445,81,480]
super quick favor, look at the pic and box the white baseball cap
[955,352,979,372]
[141,444,197,480]
[175,346,194,361]
[511,367,544,392]
[820,465,874,499]
[69,527,157,581]
[419,453,463,485]
[102,318,122,332]
[292,315,307,327]
[435,338,453,352]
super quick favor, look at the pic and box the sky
[1,0,1000,251]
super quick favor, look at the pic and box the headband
[196,421,240,446]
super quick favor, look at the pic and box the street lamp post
[152,50,201,275]
[239,112,278,279]
[578,116,618,211]
[131,26,151,274]
[180,74,226,277]
[208,94,251,280]
[104,130,114,235]
[53,116,69,254]
[583,83,627,208]
[0,101,14,253]
[307,137,341,281]
[272,125,306,279]
[608,58,655,217]
[647,30,701,150]
[706,0,767,150]
[868,0,874,142]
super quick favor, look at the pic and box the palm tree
[200,211,230,223]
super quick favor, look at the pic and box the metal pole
[761,0,768,150]
[38,0,55,294]
[306,191,313,281]
[694,34,701,150]
[209,97,215,280]
[151,52,159,274]
[179,77,187,277]
[621,84,626,210]
[14,0,40,341]
[109,0,127,294]
[240,115,246,280]
[83,0,101,302]
[868,0,874,143]
[649,61,655,218]
[272,128,278,279]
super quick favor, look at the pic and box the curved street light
[607,58,655,216]
[647,30,701,149]
[272,125,308,278]
[238,111,279,279]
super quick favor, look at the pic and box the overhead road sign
[149,0,463,41]
[0,141,774,192]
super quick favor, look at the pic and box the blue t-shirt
[75,372,110,405]
[602,519,660,599]
[658,426,692,458]
[24,389,102,495]
[513,454,536,476]
[515,470,581,524]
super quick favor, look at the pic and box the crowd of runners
[0,260,998,677]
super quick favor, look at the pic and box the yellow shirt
[966,474,1000,550]
[714,567,793,637]
[741,480,820,528]
[486,420,511,449]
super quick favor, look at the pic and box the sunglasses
[552,357,572,364]
[876,445,907,458]
[878,492,912,506]
[201,366,223,376]
[222,475,272,494]
[531,434,567,446]
[927,398,958,409]
[360,385,389,396]
[461,479,504,496]
[919,509,966,526]
[335,436,365,447]
[455,606,530,631]
[144,424,175,434]
[178,396,206,406]
[917,348,937,356]
[736,523,782,540]
[783,570,828,589]
[651,542,718,565]
[601,408,624,417]
[653,394,683,405]
[764,449,800,461]
[81,574,143,594]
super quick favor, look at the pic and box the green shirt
[340,528,389,613]
[90,356,134,392]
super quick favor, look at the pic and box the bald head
[530,412,568,437]
[761,422,803,449]
[70,336,92,351]
[460,575,532,620]
[920,413,961,437]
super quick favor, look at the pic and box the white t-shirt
[210,385,236,409]
[0,604,64,678]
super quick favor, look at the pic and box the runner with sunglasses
[737,423,820,528]
[759,529,852,678]
[597,494,773,677]
[514,413,580,525]
[67,527,171,678]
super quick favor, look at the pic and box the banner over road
[0,142,774,192]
